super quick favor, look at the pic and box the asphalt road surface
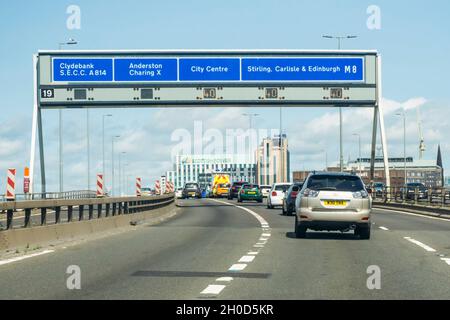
[0,198,449,299]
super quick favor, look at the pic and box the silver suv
[294,172,372,239]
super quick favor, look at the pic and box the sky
[0,0,449,193]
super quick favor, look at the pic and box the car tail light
[291,191,298,198]
[303,188,319,198]
[271,191,277,197]
[300,215,309,219]
[352,190,369,199]
[241,189,245,194]
[361,217,369,221]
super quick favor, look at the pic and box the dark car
[182,182,202,199]
[401,183,428,200]
[282,182,303,216]
[228,181,248,200]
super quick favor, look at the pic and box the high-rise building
[256,134,290,186]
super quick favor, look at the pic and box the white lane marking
[259,237,268,241]
[248,251,259,255]
[404,237,437,252]
[216,277,233,282]
[254,244,264,248]
[374,208,450,222]
[262,233,271,237]
[239,255,255,263]
[229,264,247,271]
[200,285,226,295]
[379,226,389,231]
[440,258,450,266]
[0,249,55,266]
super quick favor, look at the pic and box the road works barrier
[6,169,16,200]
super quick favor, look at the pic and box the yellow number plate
[324,200,347,206]
[248,192,256,194]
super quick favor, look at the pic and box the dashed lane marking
[216,277,233,282]
[379,226,389,231]
[404,237,437,252]
[200,285,226,295]
[229,264,247,271]
[239,255,255,263]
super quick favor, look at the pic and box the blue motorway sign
[241,58,364,82]
[53,58,113,82]
[179,58,240,81]
[52,57,364,83]
[114,58,177,81]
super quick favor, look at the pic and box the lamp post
[111,135,120,196]
[322,35,357,172]
[102,114,113,189]
[353,133,362,176]
[119,152,126,196]
[242,113,259,183]
[57,38,78,192]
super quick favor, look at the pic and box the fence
[370,186,450,207]
[0,193,174,230]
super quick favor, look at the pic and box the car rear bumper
[297,207,371,223]
[270,198,283,206]
[298,220,370,231]
[240,195,262,201]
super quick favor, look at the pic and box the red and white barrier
[167,181,174,193]
[155,180,160,195]
[136,177,142,196]
[96,174,104,197]
[6,168,16,200]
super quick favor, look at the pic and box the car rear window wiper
[316,187,337,191]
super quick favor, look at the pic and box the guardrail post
[112,203,116,216]
[97,204,102,218]
[55,206,61,224]
[124,202,129,214]
[24,208,32,228]
[428,188,432,205]
[414,187,418,205]
[88,205,94,220]
[105,203,110,217]
[442,189,446,208]
[79,205,84,221]
[6,209,14,230]
[68,206,73,222]
[41,208,47,225]
[118,202,122,215]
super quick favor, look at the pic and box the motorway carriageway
[0,198,449,299]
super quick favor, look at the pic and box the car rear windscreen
[307,175,364,192]
[243,184,259,189]
[275,185,290,191]
[185,183,198,189]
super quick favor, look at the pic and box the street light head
[322,35,333,39]
[347,35,358,39]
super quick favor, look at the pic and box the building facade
[256,135,290,186]
[167,154,256,189]
[322,157,444,188]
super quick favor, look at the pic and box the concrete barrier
[0,202,175,251]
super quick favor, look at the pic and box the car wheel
[357,226,371,240]
[267,200,273,209]
[295,216,307,238]
[238,198,242,203]
[282,204,286,215]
